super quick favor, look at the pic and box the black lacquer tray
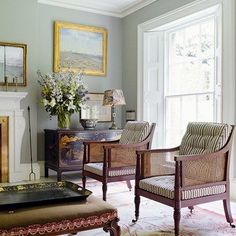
[0,181,92,211]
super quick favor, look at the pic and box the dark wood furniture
[44,129,122,181]
[0,195,120,236]
[133,123,235,236]
[82,122,156,201]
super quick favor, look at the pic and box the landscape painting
[54,21,107,76]
[0,42,27,86]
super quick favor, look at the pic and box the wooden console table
[44,129,122,181]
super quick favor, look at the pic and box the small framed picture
[0,42,27,86]
[80,93,111,122]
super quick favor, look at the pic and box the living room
[0,0,236,235]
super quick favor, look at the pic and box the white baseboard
[9,162,41,183]
[38,160,45,177]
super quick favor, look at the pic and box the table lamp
[103,89,126,129]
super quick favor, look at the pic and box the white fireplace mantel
[0,91,40,182]
[0,91,28,108]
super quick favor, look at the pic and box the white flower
[67,101,76,111]
[67,94,74,100]
[43,99,49,106]
[48,98,56,107]
[38,69,87,116]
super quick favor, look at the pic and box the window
[165,16,219,146]
[142,6,221,148]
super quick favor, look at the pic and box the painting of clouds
[54,22,107,76]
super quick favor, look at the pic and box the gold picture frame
[0,42,27,86]
[80,93,112,122]
[54,21,107,76]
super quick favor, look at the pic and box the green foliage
[37,69,88,116]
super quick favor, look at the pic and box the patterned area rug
[62,177,236,236]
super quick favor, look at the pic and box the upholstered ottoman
[0,195,120,236]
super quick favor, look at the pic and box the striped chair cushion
[139,176,226,200]
[119,121,150,144]
[179,122,232,155]
[84,163,136,177]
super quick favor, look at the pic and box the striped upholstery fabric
[119,121,150,144]
[179,122,232,155]
[84,163,136,177]
[139,176,226,200]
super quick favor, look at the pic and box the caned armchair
[133,122,235,236]
[82,121,156,201]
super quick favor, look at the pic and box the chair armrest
[137,146,180,155]
[174,151,222,162]
[103,137,157,151]
[102,136,158,168]
[83,140,119,163]
[103,139,157,168]
[135,147,180,178]
[104,143,148,168]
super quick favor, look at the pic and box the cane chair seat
[139,176,226,200]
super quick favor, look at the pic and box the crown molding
[121,0,156,17]
[38,0,157,18]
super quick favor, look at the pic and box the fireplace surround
[0,116,8,182]
[0,91,40,182]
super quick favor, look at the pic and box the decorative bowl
[80,119,98,130]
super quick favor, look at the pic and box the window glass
[165,17,216,146]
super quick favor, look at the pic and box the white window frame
[137,0,236,199]
[163,13,221,146]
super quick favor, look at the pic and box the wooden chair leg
[103,217,121,236]
[132,194,140,223]
[223,199,235,228]
[188,206,194,213]
[82,175,86,189]
[174,208,181,236]
[103,182,108,201]
[126,180,132,191]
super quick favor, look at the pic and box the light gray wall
[0,0,123,163]
[0,0,39,164]
[37,4,123,161]
[122,0,196,112]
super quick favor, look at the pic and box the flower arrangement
[37,69,88,128]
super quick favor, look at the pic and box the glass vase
[57,113,70,129]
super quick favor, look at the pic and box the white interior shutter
[143,31,164,147]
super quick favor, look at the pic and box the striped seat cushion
[179,122,232,155]
[139,176,226,200]
[84,163,136,177]
[119,121,150,144]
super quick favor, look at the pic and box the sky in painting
[60,28,103,56]
[0,46,23,66]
